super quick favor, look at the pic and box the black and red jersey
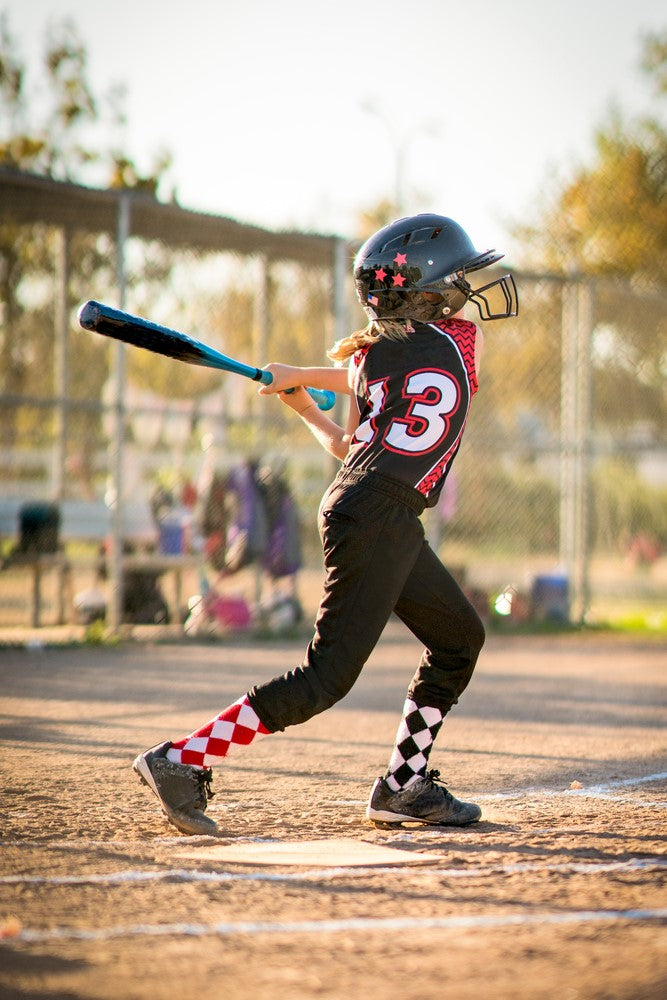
[344,319,479,507]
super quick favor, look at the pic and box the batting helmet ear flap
[435,286,469,317]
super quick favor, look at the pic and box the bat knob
[77,300,101,330]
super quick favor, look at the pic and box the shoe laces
[424,769,453,800]
[196,767,215,801]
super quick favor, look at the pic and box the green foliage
[446,460,560,555]
[591,279,666,432]
[439,455,666,559]
[641,29,667,96]
[0,17,96,178]
[356,200,397,242]
[269,265,332,366]
[472,277,563,431]
[506,34,667,444]
[591,457,667,552]
[0,13,175,460]
[0,14,172,190]
[514,33,667,288]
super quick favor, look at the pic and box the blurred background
[0,0,665,635]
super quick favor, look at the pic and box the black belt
[333,467,426,515]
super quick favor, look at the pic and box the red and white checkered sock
[166,694,269,768]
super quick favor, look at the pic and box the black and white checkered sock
[385,698,444,791]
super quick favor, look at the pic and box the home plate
[175,838,434,867]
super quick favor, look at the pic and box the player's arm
[258,363,352,396]
[274,386,359,461]
[474,324,484,377]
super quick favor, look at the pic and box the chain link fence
[1,172,665,635]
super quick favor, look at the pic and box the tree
[504,32,667,435]
[515,31,667,287]
[0,15,172,190]
[355,199,397,243]
[642,30,667,96]
[0,14,173,473]
[515,113,667,286]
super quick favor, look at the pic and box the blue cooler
[531,574,569,623]
[159,515,184,555]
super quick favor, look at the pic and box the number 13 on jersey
[354,369,462,456]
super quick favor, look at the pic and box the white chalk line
[478,770,667,805]
[566,771,667,790]
[1,857,664,887]
[330,772,667,809]
[9,907,667,943]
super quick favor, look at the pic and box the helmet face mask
[462,271,519,321]
[354,213,519,322]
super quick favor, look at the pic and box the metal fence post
[332,237,349,357]
[327,237,349,480]
[107,193,131,634]
[559,277,593,623]
[252,252,271,608]
[53,225,70,501]
[575,280,593,621]
[253,252,270,449]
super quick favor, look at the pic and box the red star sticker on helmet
[392,273,406,287]
[393,252,408,266]
[374,268,387,281]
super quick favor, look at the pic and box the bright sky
[4,0,666,258]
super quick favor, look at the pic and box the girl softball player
[133,213,518,835]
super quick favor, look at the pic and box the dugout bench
[0,499,200,627]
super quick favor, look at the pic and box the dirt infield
[1,624,665,1000]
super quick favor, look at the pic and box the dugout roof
[0,168,344,267]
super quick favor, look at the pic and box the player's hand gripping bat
[77,300,336,411]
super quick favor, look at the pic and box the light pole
[361,101,440,215]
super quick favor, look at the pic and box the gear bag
[222,462,269,575]
[259,470,302,579]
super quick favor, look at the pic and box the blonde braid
[327,320,412,363]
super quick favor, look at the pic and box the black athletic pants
[248,468,485,733]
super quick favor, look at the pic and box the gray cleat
[133,740,219,836]
[366,769,481,827]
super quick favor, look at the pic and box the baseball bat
[77,300,336,411]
